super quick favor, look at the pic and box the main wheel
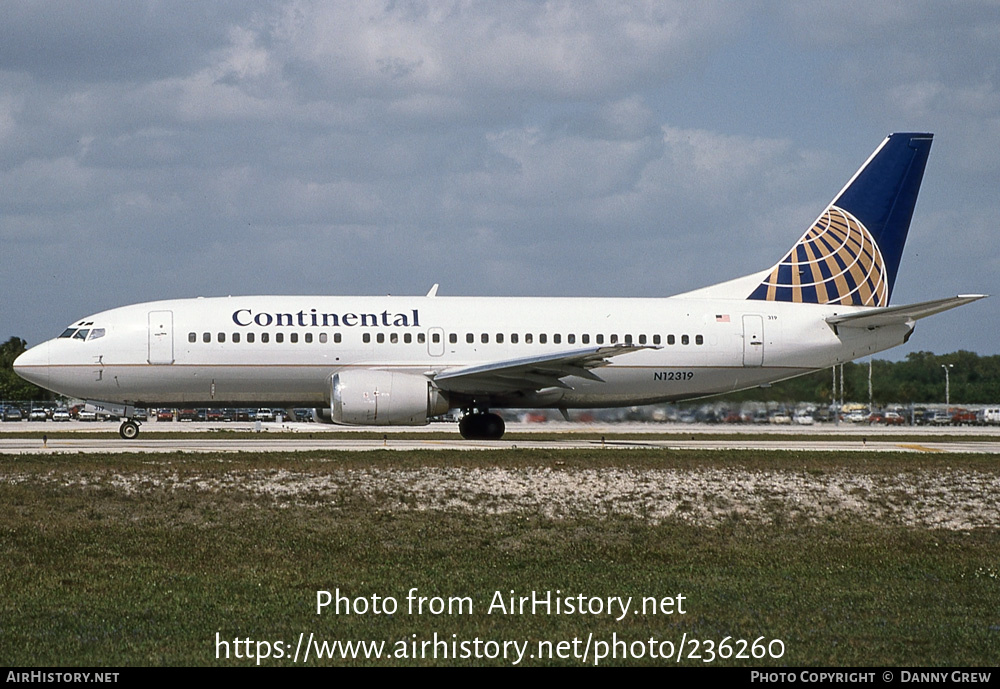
[481,413,505,439]
[119,420,140,440]
[458,413,505,440]
[459,414,476,439]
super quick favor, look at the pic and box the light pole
[941,364,954,407]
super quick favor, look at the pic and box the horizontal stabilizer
[826,294,987,329]
[433,344,653,394]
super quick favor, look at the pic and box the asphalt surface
[2,421,999,454]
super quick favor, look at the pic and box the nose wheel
[119,419,140,440]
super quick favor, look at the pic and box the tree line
[716,350,1000,407]
[0,337,46,400]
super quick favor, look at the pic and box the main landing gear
[119,419,141,440]
[458,410,505,440]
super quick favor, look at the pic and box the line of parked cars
[0,404,317,423]
[151,408,312,422]
[1,405,72,421]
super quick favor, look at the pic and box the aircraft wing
[826,294,987,329]
[431,344,653,394]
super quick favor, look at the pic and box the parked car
[951,409,977,426]
[52,409,71,422]
[931,411,952,425]
[978,408,1000,425]
[28,409,48,421]
[3,407,24,421]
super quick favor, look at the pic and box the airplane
[13,132,986,440]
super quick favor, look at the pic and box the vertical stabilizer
[747,133,933,306]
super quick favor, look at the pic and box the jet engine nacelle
[331,371,450,426]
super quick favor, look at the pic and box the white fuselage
[13,294,911,410]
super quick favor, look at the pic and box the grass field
[2,449,998,666]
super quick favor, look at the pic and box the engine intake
[331,371,449,426]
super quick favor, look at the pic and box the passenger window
[217,333,226,343]
[305,333,312,343]
[496,333,504,344]
[466,333,474,344]
[247,333,255,343]
[275,333,283,343]
[582,334,589,344]
[188,332,196,343]
[610,334,618,344]
[638,334,646,345]
[511,333,519,344]
[481,333,488,344]
[202,332,211,343]
[334,333,341,343]
[419,333,427,344]
[596,334,604,344]
[525,333,533,344]
[553,334,561,344]
[318,333,326,344]
[568,334,575,344]
[377,333,385,344]
[681,335,689,345]
[291,333,298,343]
[696,335,704,345]
[653,334,661,345]
[261,333,270,343]
[391,333,399,344]
[233,333,241,343]
[363,333,371,343]
[539,334,547,344]
[449,334,457,344]
[625,334,633,344]
[403,333,411,344]
[667,335,675,345]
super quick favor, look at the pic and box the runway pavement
[2,420,999,454]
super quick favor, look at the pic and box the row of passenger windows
[188,331,706,346]
[189,331,342,344]
[437,332,704,346]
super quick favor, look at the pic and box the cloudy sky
[2,1,997,357]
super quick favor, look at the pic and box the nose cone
[12,341,51,389]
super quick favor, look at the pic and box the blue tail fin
[748,132,933,306]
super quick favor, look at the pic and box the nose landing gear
[119,419,141,440]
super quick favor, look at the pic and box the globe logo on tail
[748,206,888,307]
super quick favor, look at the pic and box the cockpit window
[72,329,90,341]
[59,328,77,338]
[88,328,105,341]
